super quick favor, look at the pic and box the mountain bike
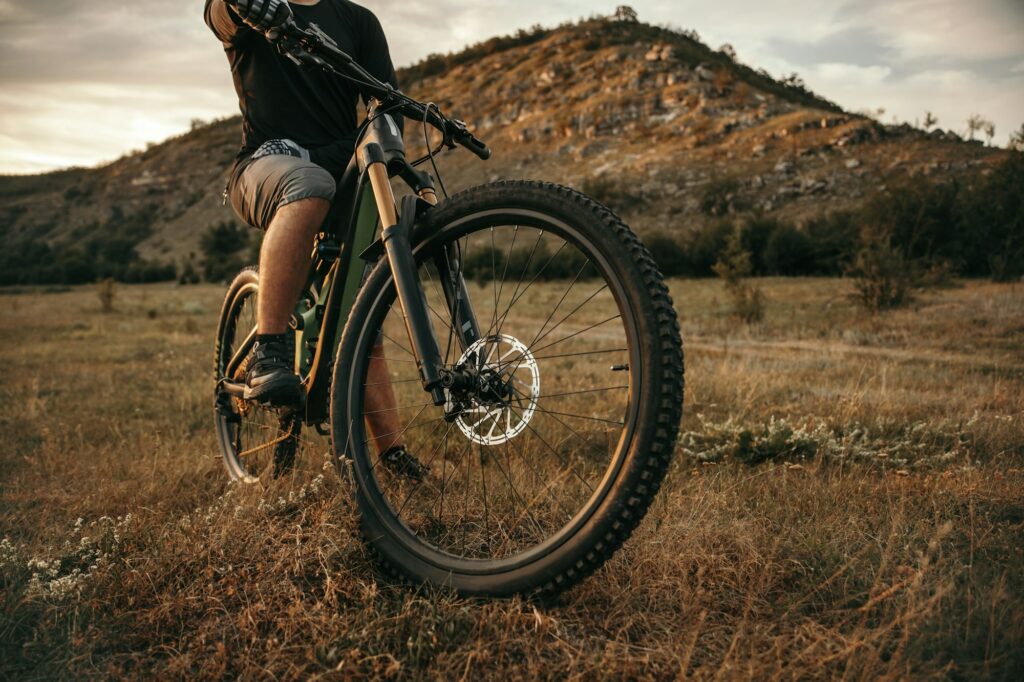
[212,19,684,596]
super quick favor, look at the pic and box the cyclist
[205,0,424,478]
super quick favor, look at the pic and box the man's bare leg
[364,344,402,453]
[257,197,331,334]
[258,197,403,456]
[245,197,332,404]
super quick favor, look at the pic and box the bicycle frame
[218,100,484,427]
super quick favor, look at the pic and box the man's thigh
[229,155,336,231]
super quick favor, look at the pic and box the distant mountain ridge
[0,13,1006,282]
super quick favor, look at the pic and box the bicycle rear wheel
[213,267,313,483]
[332,181,683,596]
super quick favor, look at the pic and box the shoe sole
[244,375,304,407]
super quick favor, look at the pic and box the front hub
[448,334,540,446]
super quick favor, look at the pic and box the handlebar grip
[456,131,491,161]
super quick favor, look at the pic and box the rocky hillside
[0,14,1008,273]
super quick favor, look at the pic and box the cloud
[0,0,1022,172]
[0,82,235,173]
[815,63,893,87]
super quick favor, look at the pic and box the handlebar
[271,19,491,161]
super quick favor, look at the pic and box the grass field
[1,277,1022,679]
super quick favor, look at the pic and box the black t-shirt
[204,0,400,177]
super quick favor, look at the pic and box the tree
[713,227,765,323]
[781,72,806,90]
[965,114,992,142]
[923,111,938,131]
[983,121,996,147]
[719,43,737,60]
[613,5,638,22]
[1010,123,1024,152]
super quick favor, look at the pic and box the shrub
[97,278,116,313]
[685,221,732,276]
[860,181,960,267]
[956,153,1023,281]
[713,226,765,322]
[460,240,589,284]
[849,239,913,312]
[731,419,819,465]
[643,234,689,277]
[122,261,177,284]
[179,261,201,286]
[737,215,779,274]
[854,156,1023,281]
[763,223,815,275]
[804,211,859,275]
[581,175,644,213]
[200,220,252,283]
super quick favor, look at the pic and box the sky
[0,0,1021,174]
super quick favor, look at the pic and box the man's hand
[251,139,310,162]
[224,0,293,33]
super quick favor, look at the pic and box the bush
[804,211,859,275]
[737,215,778,274]
[956,153,1023,280]
[581,175,644,213]
[179,261,201,286]
[713,226,764,322]
[122,261,177,284]
[200,220,253,283]
[97,278,116,313]
[861,181,960,266]
[643,234,689,277]
[763,223,815,275]
[849,239,914,312]
[853,155,1023,281]
[460,240,590,284]
[685,221,732,276]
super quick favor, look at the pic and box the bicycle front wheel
[331,181,683,596]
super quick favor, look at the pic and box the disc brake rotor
[452,334,539,446]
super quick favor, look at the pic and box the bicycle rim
[343,210,642,572]
[214,272,304,483]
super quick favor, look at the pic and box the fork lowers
[364,149,448,406]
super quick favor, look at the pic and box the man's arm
[204,0,249,44]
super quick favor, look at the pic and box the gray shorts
[228,154,336,230]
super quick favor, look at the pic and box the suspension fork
[401,171,482,352]
[364,148,479,406]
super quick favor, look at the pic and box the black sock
[255,333,289,346]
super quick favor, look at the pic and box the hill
[0,13,1011,284]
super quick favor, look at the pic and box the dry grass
[1,278,1022,679]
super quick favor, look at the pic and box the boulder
[774,160,794,174]
[694,64,715,81]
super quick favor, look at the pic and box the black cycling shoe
[243,336,303,406]
[380,445,428,481]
